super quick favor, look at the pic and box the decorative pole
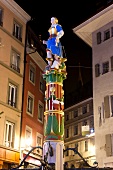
[42,16,67,170]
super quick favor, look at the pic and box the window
[110,56,113,71]
[40,73,45,93]
[66,114,69,121]
[8,83,17,108]
[27,92,34,115]
[85,140,88,152]
[0,8,3,26]
[13,20,22,41]
[104,96,110,118]
[27,96,33,114]
[82,105,87,114]
[65,128,69,138]
[111,27,113,37]
[25,126,32,147]
[110,95,113,116]
[65,146,69,156]
[105,134,113,156]
[73,110,78,118]
[11,49,20,73]
[38,101,44,122]
[74,125,78,135]
[75,143,78,154]
[95,64,100,77]
[104,29,110,41]
[36,133,43,155]
[97,32,101,44]
[4,121,15,148]
[82,121,87,126]
[102,61,109,74]
[29,63,35,84]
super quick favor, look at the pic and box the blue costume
[47,24,63,58]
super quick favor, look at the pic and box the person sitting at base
[43,17,64,70]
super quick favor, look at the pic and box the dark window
[82,105,87,114]
[38,104,43,121]
[97,32,101,44]
[111,27,113,37]
[74,125,78,135]
[85,140,88,151]
[66,114,69,121]
[13,21,22,42]
[40,74,45,93]
[66,128,69,138]
[104,29,110,41]
[102,61,109,74]
[75,143,78,154]
[74,110,78,118]
[110,56,113,71]
[104,96,110,118]
[110,96,113,116]
[65,146,69,156]
[0,8,3,26]
[30,65,35,83]
[95,64,100,77]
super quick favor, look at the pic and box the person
[43,17,64,70]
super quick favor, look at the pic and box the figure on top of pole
[43,17,66,70]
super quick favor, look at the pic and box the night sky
[14,0,97,106]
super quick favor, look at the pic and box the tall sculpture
[42,17,67,170]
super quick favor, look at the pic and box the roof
[73,4,113,47]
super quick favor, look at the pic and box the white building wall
[92,21,113,167]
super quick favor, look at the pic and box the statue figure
[43,17,64,70]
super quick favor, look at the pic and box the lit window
[36,133,43,155]
[13,20,22,41]
[8,83,17,108]
[5,121,15,148]
[25,126,32,147]
[11,49,20,73]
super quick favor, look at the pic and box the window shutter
[111,56,113,71]
[111,96,113,116]
[104,96,110,118]
[97,32,101,44]
[105,134,112,156]
[95,64,100,77]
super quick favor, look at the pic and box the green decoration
[45,115,52,135]
[53,115,59,135]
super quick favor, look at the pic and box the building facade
[73,3,113,168]
[0,0,30,169]
[64,98,95,168]
[20,26,47,168]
